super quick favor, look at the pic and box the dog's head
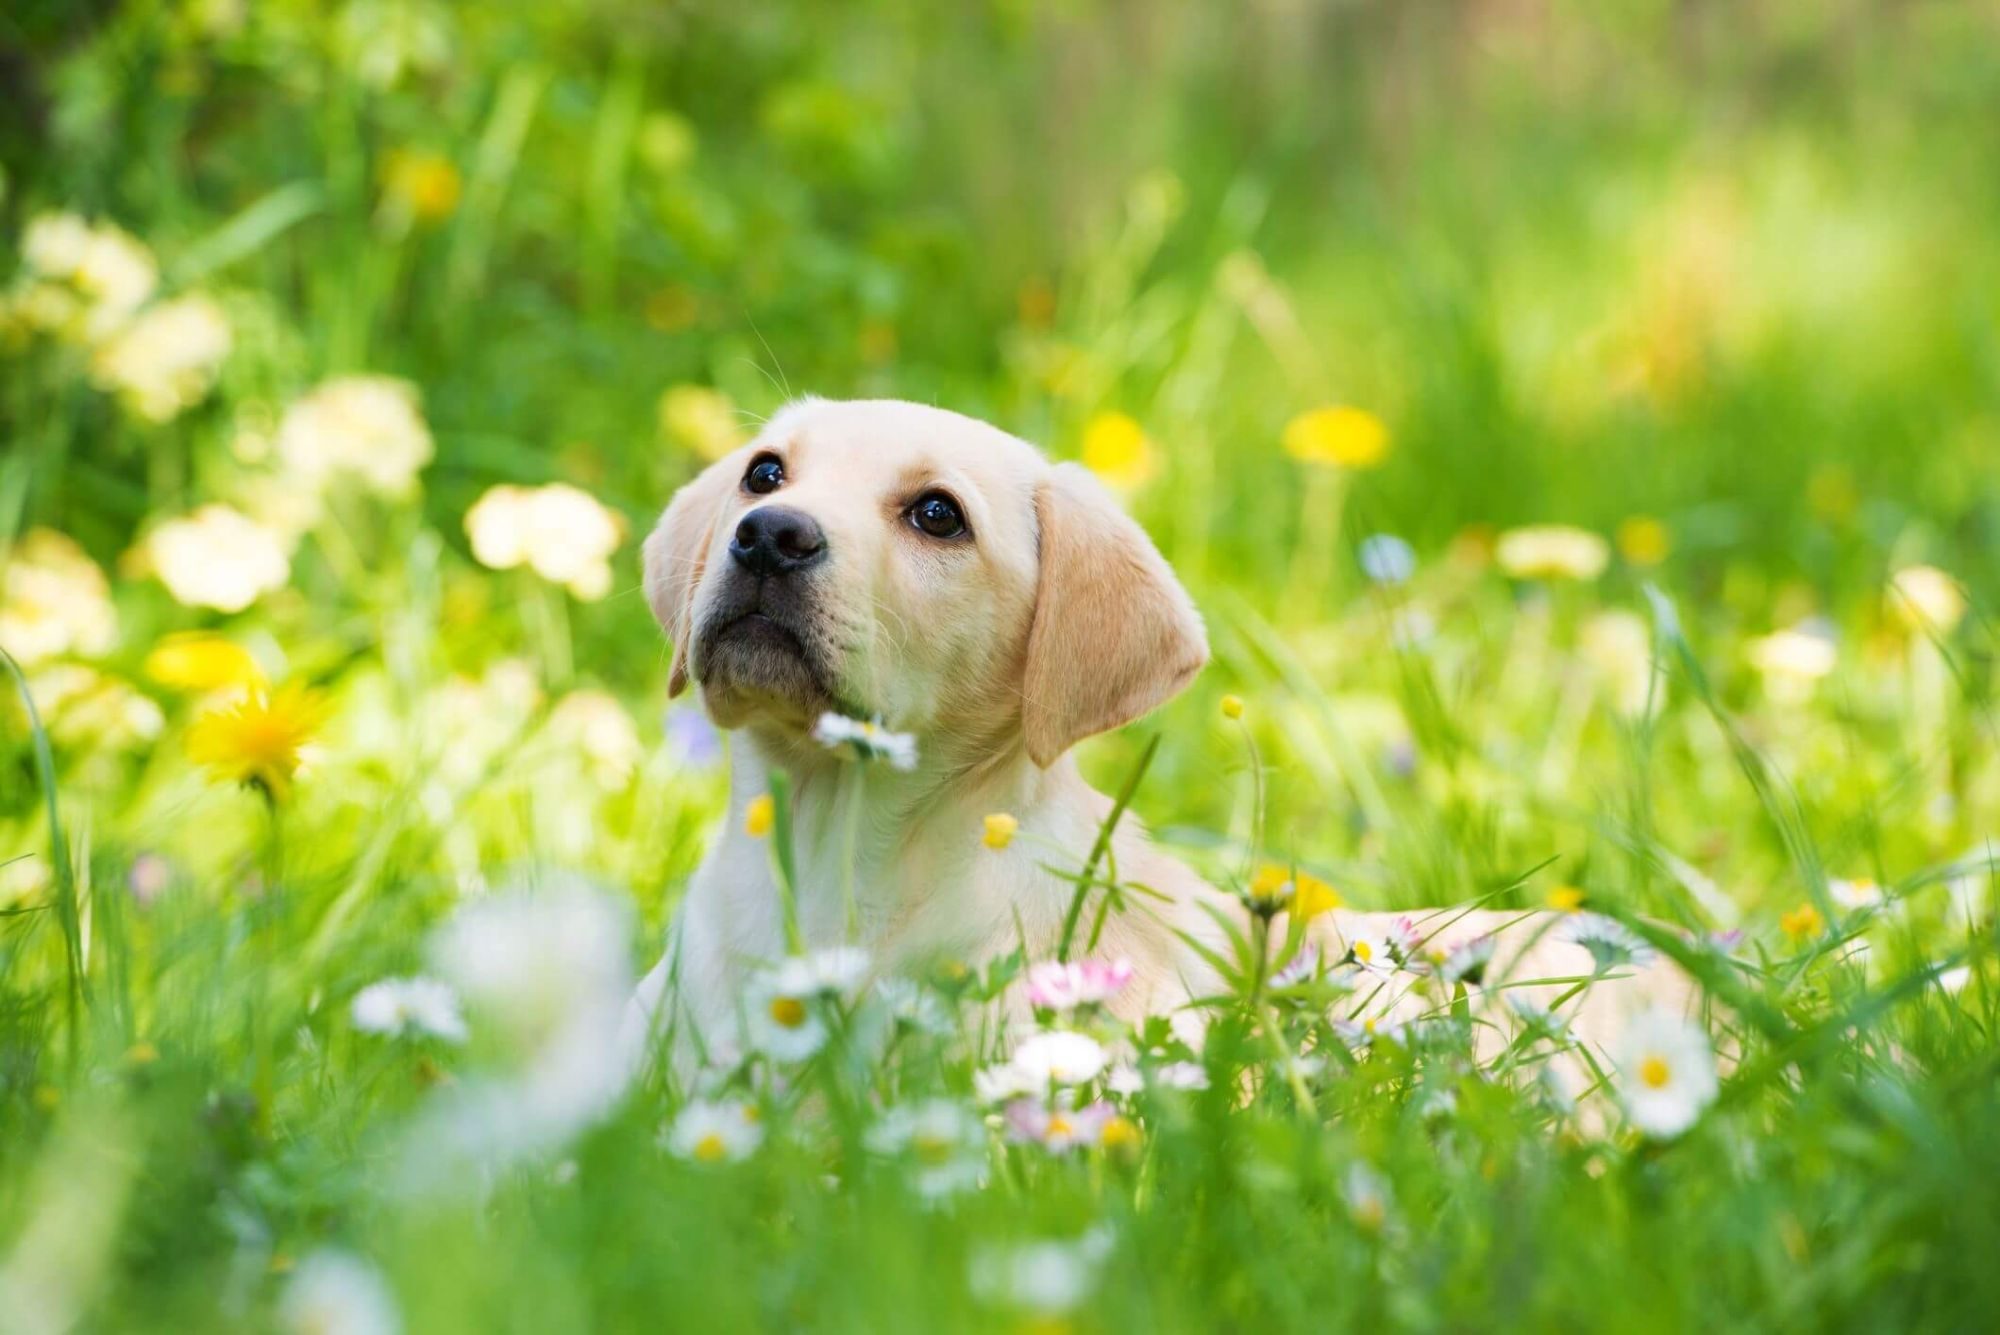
[643,398,1206,767]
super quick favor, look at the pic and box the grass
[3,2,2000,1330]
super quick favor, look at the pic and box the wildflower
[968,1229,1112,1317]
[1148,1061,1209,1091]
[1828,878,1883,913]
[18,213,157,342]
[1245,861,1342,923]
[1616,515,1672,566]
[1220,694,1244,720]
[278,1249,400,1335]
[1282,405,1390,469]
[1100,1114,1142,1155]
[1437,935,1497,987]
[1886,565,1966,635]
[186,683,327,801]
[1003,1098,1116,1151]
[29,665,163,751]
[381,149,462,222]
[663,707,723,767]
[1545,884,1586,912]
[1269,945,1324,990]
[1332,1015,1407,1049]
[982,812,1018,850]
[1560,912,1658,972]
[744,793,775,838]
[143,632,263,692]
[1290,872,1341,921]
[872,976,952,1035]
[0,528,117,666]
[1343,1162,1393,1231]
[1748,625,1836,700]
[810,712,919,770]
[144,504,290,612]
[665,1099,762,1163]
[1345,917,1418,974]
[90,294,232,421]
[1495,525,1610,581]
[1504,994,1572,1043]
[1357,533,1417,585]
[1025,958,1134,1011]
[866,1099,985,1197]
[1779,902,1825,944]
[464,483,625,600]
[1008,1030,1109,1087]
[1614,1009,1718,1138]
[277,376,435,498]
[1581,610,1658,716]
[350,976,468,1043]
[743,951,868,1063]
[973,1062,1038,1105]
[657,385,745,461]
[543,690,643,788]
[1079,411,1159,492]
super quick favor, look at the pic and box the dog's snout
[729,505,827,578]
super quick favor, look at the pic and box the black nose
[729,505,827,578]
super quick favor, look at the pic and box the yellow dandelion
[1495,525,1610,582]
[745,793,775,838]
[1546,885,1586,913]
[982,812,1018,851]
[1100,1115,1142,1153]
[185,683,327,802]
[1779,903,1825,944]
[1291,872,1342,922]
[1281,406,1390,469]
[1220,694,1244,720]
[1616,516,1672,566]
[382,149,462,222]
[143,632,264,693]
[1079,411,1159,492]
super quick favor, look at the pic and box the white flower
[1332,1014,1408,1049]
[810,712,919,770]
[90,294,232,422]
[1003,1098,1117,1152]
[1345,919,1417,975]
[866,1099,986,1198]
[278,1249,400,1335]
[1343,1162,1393,1231]
[464,483,625,600]
[0,529,117,665]
[1105,1063,1143,1096]
[1149,1060,1209,1091]
[1007,1030,1109,1086]
[968,1229,1112,1317]
[543,690,643,789]
[1748,625,1836,701]
[1357,533,1416,585]
[1886,565,1966,634]
[1269,945,1323,990]
[1828,878,1884,913]
[18,214,157,342]
[144,505,290,612]
[1560,912,1658,972]
[1024,958,1133,1011]
[350,976,468,1042]
[744,961,830,1063]
[871,976,951,1035]
[664,1099,763,1163]
[277,376,434,497]
[1504,993,1572,1043]
[1614,1009,1719,1138]
[1437,935,1497,986]
[1581,610,1659,716]
[802,945,872,996]
[974,1062,1037,1105]
[1495,525,1609,581]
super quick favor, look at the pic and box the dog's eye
[908,491,967,540]
[743,455,785,495]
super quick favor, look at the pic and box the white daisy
[744,964,830,1063]
[1828,878,1884,913]
[1560,912,1659,972]
[1148,1060,1209,1091]
[973,1061,1038,1105]
[968,1228,1113,1317]
[872,976,951,1035]
[810,712,919,771]
[349,976,467,1043]
[1007,1030,1109,1086]
[1614,1009,1719,1138]
[278,1249,400,1335]
[664,1098,762,1163]
[865,1098,986,1198]
[1437,935,1497,986]
[1342,1161,1393,1231]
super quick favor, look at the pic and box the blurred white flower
[143,504,290,612]
[1581,610,1659,716]
[1357,533,1417,586]
[277,376,434,498]
[1149,1060,1209,1091]
[1828,877,1884,913]
[1748,625,1836,702]
[1495,525,1609,581]
[1024,958,1133,1011]
[28,666,164,752]
[1003,1098,1117,1152]
[1436,934,1497,987]
[664,1099,763,1163]
[1343,1161,1394,1231]
[465,483,626,600]
[1886,564,1966,635]
[17,213,157,342]
[871,976,952,1035]
[744,959,832,1063]
[543,690,643,789]
[811,712,919,770]
[278,1249,400,1335]
[1614,1009,1718,1138]
[350,976,467,1042]
[0,528,117,665]
[1560,913,1658,972]
[1007,1030,1108,1086]
[337,0,451,89]
[90,294,232,422]
[866,1099,986,1198]
[968,1228,1112,1318]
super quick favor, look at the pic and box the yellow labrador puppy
[626,397,1698,1084]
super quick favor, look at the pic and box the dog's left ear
[644,458,738,697]
[1022,463,1208,767]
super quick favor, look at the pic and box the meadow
[3,2,1999,1330]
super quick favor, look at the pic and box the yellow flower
[745,793,775,838]
[144,633,264,693]
[186,683,327,801]
[982,812,1018,850]
[1220,694,1244,720]
[658,385,746,462]
[1281,406,1390,469]
[1616,516,1672,566]
[1886,565,1965,635]
[1099,1114,1142,1154]
[1546,885,1586,913]
[1290,872,1341,922]
[1495,526,1610,581]
[382,149,462,222]
[1079,412,1159,492]
[1779,903,1825,944]
[1245,863,1337,920]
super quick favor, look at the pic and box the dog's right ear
[644,459,738,697]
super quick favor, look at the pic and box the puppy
[626,398,1699,1087]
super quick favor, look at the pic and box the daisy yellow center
[1639,1055,1672,1089]
[912,1134,954,1166]
[1045,1114,1072,1139]
[768,996,808,1029]
[1354,940,1374,963]
[693,1132,727,1162]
